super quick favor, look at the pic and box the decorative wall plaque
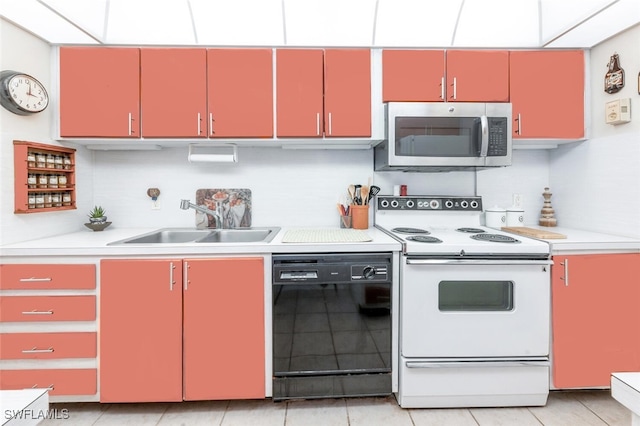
[604,53,625,94]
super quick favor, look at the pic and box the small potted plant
[88,206,107,224]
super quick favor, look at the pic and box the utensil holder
[351,205,369,229]
[339,215,352,228]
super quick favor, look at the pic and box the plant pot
[89,216,107,224]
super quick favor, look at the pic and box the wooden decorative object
[539,187,557,227]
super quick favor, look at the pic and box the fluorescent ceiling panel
[453,0,540,47]
[545,0,640,47]
[106,0,195,45]
[374,0,463,47]
[0,0,99,44]
[40,0,107,42]
[540,0,616,45]
[284,0,377,46]
[190,0,284,46]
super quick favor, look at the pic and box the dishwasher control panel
[273,253,392,284]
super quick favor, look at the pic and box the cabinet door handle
[197,113,202,135]
[128,113,133,135]
[440,77,445,100]
[22,310,53,315]
[560,258,569,286]
[209,113,215,135]
[169,262,176,291]
[328,112,332,136]
[316,113,320,136]
[515,113,522,135]
[451,77,457,100]
[22,347,54,354]
[19,277,52,282]
[184,261,189,291]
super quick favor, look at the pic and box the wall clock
[0,70,49,115]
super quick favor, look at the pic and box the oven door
[401,258,551,358]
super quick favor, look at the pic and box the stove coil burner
[406,235,443,243]
[392,227,429,234]
[456,227,486,234]
[471,233,521,243]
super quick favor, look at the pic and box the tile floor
[41,390,630,426]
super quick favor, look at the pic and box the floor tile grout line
[525,406,545,426]
[576,395,614,426]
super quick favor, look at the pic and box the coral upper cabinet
[551,253,640,388]
[510,50,584,139]
[100,257,265,402]
[382,50,509,102]
[276,49,371,138]
[60,47,140,138]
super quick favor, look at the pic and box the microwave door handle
[479,115,489,157]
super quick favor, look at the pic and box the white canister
[485,206,506,229]
[506,208,525,227]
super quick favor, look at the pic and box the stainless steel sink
[196,229,274,243]
[108,227,279,245]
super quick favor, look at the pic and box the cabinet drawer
[0,332,96,360]
[0,296,96,322]
[0,264,95,290]
[0,369,97,396]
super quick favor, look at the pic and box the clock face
[0,71,49,115]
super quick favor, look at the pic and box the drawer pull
[21,310,54,315]
[19,277,52,282]
[22,347,55,354]
[32,384,54,391]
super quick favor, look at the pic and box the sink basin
[108,227,279,245]
[196,229,274,243]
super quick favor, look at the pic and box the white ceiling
[1,0,639,48]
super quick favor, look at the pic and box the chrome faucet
[180,199,223,229]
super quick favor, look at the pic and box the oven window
[438,281,513,311]
[395,116,481,157]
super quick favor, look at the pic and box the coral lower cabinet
[276,49,371,138]
[100,257,265,402]
[0,263,98,398]
[551,253,640,388]
[382,49,509,102]
[510,50,584,139]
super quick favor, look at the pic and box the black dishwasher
[272,253,392,400]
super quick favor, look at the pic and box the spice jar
[27,153,36,168]
[55,155,64,169]
[44,193,52,208]
[52,193,62,207]
[38,174,48,189]
[46,154,55,169]
[28,174,37,188]
[62,192,72,206]
[58,174,67,188]
[63,156,72,170]
[35,193,45,209]
[28,194,36,209]
[48,174,58,188]
[36,153,46,168]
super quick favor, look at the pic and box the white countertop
[0,226,402,258]
[506,225,640,253]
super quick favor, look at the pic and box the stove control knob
[391,200,399,208]
[362,266,376,280]
[461,200,469,209]
[470,200,479,209]
[430,200,440,209]
[444,200,454,209]
[380,199,389,208]
[406,200,415,208]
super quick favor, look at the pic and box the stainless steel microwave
[374,102,512,172]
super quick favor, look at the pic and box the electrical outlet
[151,200,161,210]
[512,193,523,208]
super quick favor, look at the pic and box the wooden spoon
[361,185,370,205]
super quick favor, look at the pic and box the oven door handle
[406,361,548,369]
[405,259,552,266]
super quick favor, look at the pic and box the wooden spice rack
[13,140,77,214]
